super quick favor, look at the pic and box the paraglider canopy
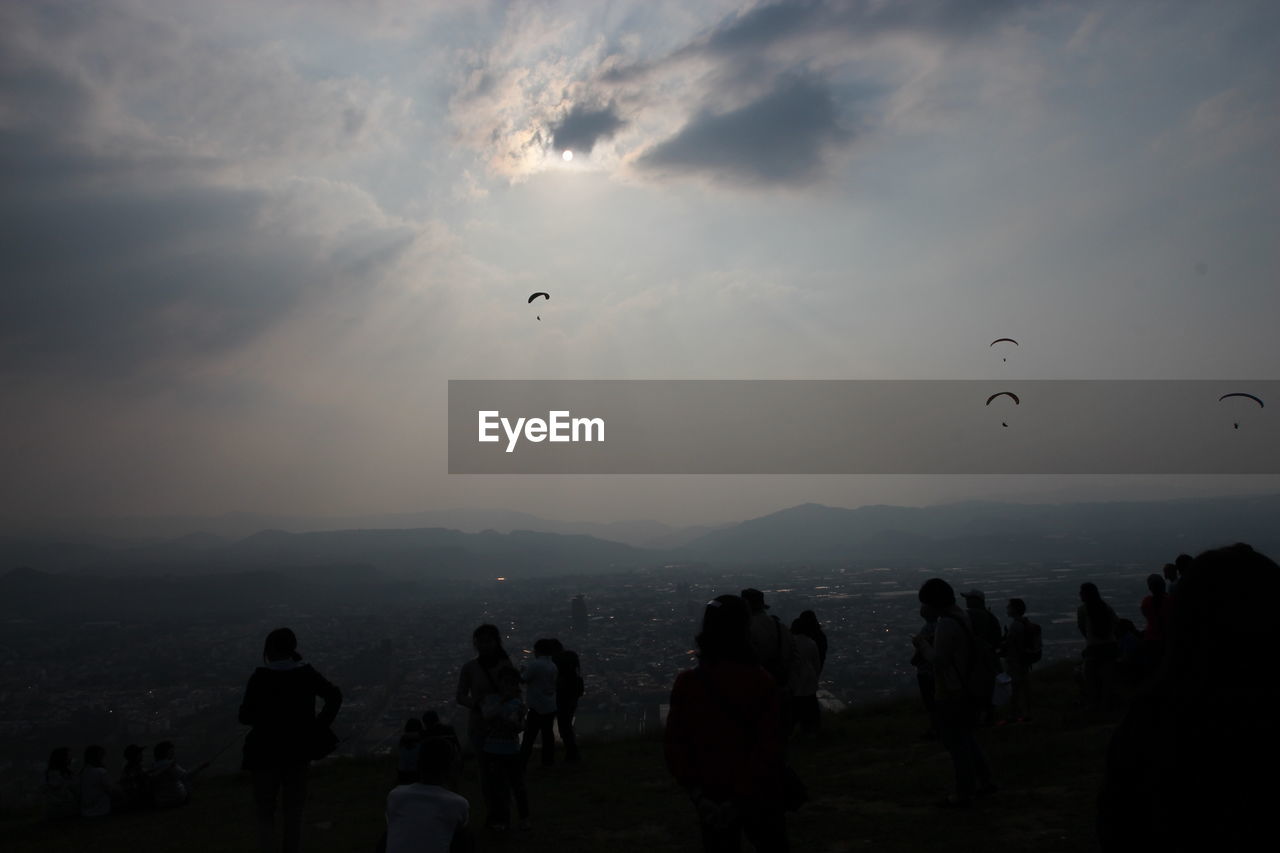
[990,338,1018,361]
[528,292,550,303]
[986,391,1019,428]
[1219,392,1264,430]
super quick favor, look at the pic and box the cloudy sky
[2,0,1278,527]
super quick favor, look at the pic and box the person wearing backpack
[913,578,997,808]
[1000,598,1039,725]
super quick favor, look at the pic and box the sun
[562,150,573,161]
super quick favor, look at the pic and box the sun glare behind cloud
[562,150,573,161]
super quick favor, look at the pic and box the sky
[2,0,1279,528]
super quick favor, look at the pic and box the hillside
[4,663,1115,852]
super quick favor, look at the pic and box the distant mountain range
[0,509,722,549]
[2,494,1278,583]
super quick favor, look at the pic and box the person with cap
[961,589,1004,726]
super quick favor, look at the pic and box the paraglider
[1218,392,1264,430]
[986,391,1020,428]
[990,338,1018,362]
[529,291,550,321]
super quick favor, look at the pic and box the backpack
[943,613,999,710]
[1024,619,1043,665]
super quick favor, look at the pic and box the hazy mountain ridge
[673,494,1280,563]
[2,494,1277,581]
[0,510,722,549]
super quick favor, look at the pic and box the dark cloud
[0,37,413,381]
[637,75,852,186]
[702,0,1026,55]
[602,0,1030,89]
[549,103,626,155]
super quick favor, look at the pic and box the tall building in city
[571,594,588,634]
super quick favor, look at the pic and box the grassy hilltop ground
[6,663,1114,853]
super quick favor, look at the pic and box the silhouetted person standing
[913,579,997,807]
[1098,543,1279,852]
[520,639,558,768]
[1000,599,1036,724]
[666,595,787,852]
[1140,574,1174,644]
[962,589,1003,725]
[549,639,583,763]
[239,627,342,853]
[793,610,827,673]
[455,624,520,823]
[788,618,821,736]
[911,606,939,739]
[1077,583,1119,708]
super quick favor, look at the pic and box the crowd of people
[35,542,1275,852]
[42,740,210,820]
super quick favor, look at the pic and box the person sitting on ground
[116,744,150,811]
[43,747,78,820]
[384,736,473,853]
[399,719,424,785]
[79,744,117,818]
[148,740,208,807]
[421,711,461,751]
